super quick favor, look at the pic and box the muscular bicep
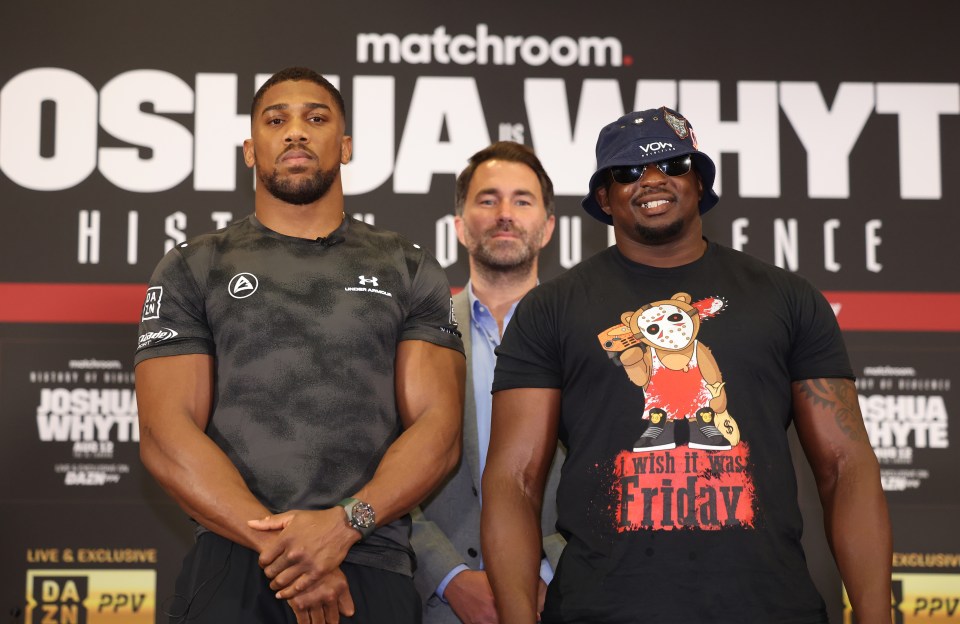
[395,340,465,430]
[485,388,561,506]
[136,354,215,439]
[792,378,872,486]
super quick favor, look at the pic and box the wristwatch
[337,497,376,539]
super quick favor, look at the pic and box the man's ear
[596,187,612,216]
[242,138,255,169]
[341,135,353,165]
[454,215,466,247]
[540,214,557,248]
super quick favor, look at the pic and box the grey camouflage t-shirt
[135,214,463,575]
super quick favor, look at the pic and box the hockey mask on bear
[621,292,700,352]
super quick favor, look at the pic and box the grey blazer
[411,290,566,623]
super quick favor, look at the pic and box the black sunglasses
[609,155,692,185]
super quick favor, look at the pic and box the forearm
[141,429,272,551]
[793,378,892,623]
[354,341,465,526]
[481,387,560,623]
[820,458,892,623]
[353,410,461,527]
[481,472,542,623]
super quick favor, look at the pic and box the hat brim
[581,151,719,225]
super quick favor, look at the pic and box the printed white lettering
[127,211,139,265]
[559,216,581,269]
[773,218,798,271]
[435,215,458,268]
[679,81,780,197]
[0,68,97,190]
[1,68,955,219]
[194,73,250,191]
[356,25,622,67]
[780,82,874,198]
[525,78,624,195]
[823,219,840,272]
[78,210,101,264]
[731,217,749,251]
[866,219,883,272]
[394,77,490,193]
[342,76,396,195]
[875,83,960,199]
[36,388,140,443]
[98,70,193,192]
[164,211,187,253]
[859,394,950,450]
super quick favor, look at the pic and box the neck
[469,261,539,336]
[614,223,707,268]
[254,180,346,240]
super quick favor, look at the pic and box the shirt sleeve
[134,246,215,366]
[539,557,555,585]
[436,564,470,601]
[787,278,854,381]
[400,246,464,355]
[492,286,564,392]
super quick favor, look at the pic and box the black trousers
[165,532,421,623]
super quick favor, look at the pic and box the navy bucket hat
[581,107,719,225]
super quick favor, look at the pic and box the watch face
[351,501,376,529]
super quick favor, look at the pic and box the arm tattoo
[797,379,865,442]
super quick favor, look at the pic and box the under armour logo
[358,275,379,287]
[228,272,259,299]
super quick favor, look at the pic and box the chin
[634,219,684,244]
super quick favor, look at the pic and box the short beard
[467,225,543,280]
[473,243,538,276]
[259,165,339,205]
[633,218,684,244]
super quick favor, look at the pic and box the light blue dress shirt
[437,282,553,601]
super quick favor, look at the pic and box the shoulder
[710,243,822,295]
[525,247,619,304]
[165,215,257,263]
[347,218,426,255]
[345,218,438,273]
[710,243,776,274]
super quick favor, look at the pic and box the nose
[495,201,515,223]
[283,118,308,143]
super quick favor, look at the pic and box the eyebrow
[475,188,536,198]
[260,102,332,116]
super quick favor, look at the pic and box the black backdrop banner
[1,1,957,622]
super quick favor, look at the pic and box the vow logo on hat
[639,141,674,154]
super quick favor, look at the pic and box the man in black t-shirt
[135,67,464,624]
[481,108,892,623]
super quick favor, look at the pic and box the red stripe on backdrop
[822,291,960,332]
[1,284,958,330]
[0,283,147,324]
